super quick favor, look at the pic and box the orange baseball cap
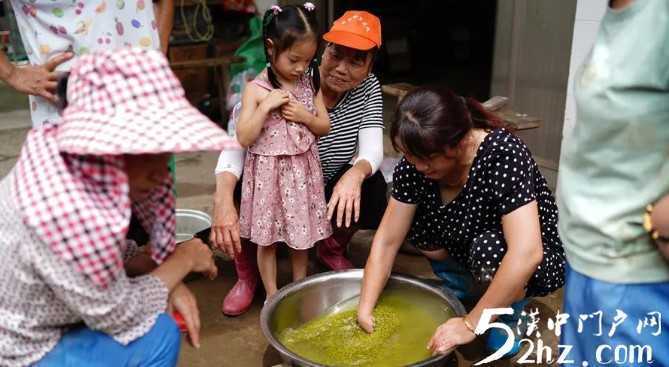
[323,11,382,51]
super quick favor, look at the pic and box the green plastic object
[168,155,177,195]
[229,16,266,78]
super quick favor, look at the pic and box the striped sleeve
[317,75,385,183]
[359,76,384,130]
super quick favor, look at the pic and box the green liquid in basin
[277,291,454,367]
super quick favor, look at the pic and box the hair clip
[270,5,282,14]
[303,2,315,11]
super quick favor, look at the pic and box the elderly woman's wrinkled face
[124,153,171,201]
[320,44,374,94]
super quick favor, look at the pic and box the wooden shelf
[170,55,244,70]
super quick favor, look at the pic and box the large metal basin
[260,269,466,367]
[175,209,211,243]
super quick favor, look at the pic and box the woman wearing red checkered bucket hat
[0,48,240,367]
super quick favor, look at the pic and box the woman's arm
[428,200,543,355]
[151,239,217,291]
[0,49,73,103]
[468,200,543,323]
[236,85,289,147]
[214,145,245,178]
[352,75,384,174]
[281,90,331,136]
[153,0,174,54]
[352,127,383,176]
[650,193,669,260]
[357,198,417,331]
[211,172,242,258]
[34,237,214,345]
[326,73,384,226]
[326,127,384,227]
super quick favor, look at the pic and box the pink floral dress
[239,71,332,249]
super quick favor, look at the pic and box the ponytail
[262,9,282,90]
[309,58,320,94]
[463,96,505,130]
[266,64,282,90]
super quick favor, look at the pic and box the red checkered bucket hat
[57,48,238,154]
[11,48,240,288]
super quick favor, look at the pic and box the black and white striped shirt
[317,74,384,182]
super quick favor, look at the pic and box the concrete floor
[0,104,564,367]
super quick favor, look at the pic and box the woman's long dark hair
[390,88,504,159]
[262,5,321,93]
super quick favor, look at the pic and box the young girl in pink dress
[235,3,331,299]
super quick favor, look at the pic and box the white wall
[563,0,607,135]
[256,0,278,15]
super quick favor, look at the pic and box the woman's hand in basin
[356,312,375,333]
[428,317,476,356]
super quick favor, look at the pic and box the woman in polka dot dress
[357,88,565,357]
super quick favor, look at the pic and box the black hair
[262,5,320,93]
[390,88,504,159]
[56,72,70,111]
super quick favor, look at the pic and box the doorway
[331,0,497,101]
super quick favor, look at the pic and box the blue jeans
[429,257,476,302]
[36,314,181,367]
[561,266,669,366]
[429,258,529,356]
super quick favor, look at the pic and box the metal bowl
[175,209,211,243]
[260,269,466,367]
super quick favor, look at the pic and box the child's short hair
[262,4,321,93]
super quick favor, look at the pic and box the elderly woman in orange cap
[212,10,387,316]
[0,48,239,367]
